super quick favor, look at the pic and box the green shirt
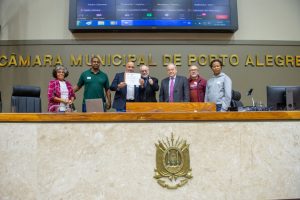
[77,69,110,104]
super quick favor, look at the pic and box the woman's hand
[61,98,71,104]
[106,101,111,110]
[67,99,73,105]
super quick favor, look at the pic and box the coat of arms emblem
[154,133,192,189]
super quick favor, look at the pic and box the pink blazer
[47,79,75,112]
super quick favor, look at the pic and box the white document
[125,73,141,86]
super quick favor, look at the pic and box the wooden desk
[126,102,216,112]
[0,111,300,199]
[0,111,299,122]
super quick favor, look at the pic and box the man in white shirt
[110,61,139,112]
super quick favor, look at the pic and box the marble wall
[0,122,300,200]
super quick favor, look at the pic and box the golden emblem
[154,133,192,189]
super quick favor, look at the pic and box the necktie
[144,78,148,87]
[169,77,174,102]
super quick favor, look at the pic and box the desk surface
[0,111,300,122]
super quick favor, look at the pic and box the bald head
[125,61,135,73]
[189,65,199,80]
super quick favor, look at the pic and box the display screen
[267,86,300,110]
[69,0,238,32]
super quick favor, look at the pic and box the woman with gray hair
[47,65,75,112]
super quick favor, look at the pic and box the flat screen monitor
[69,0,238,33]
[266,86,300,111]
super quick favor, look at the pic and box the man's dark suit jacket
[137,77,159,102]
[110,72,139,110]
[159,75,190,102]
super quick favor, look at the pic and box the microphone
[247,88,255,107]
[247,88,253,96]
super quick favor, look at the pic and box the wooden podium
[126,102,216,112]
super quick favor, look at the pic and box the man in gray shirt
[204,59,232,111]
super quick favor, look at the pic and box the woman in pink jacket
[47,66,75,112]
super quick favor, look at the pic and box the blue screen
[69,0,238,32]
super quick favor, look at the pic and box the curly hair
[209,59,223,68]
[52,65,69,78]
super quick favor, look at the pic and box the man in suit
[159,63,190,102]
[137,65,159,102]
[110,61,139,112]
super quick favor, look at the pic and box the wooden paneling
[126,102,216,112]
[0,111,300,122]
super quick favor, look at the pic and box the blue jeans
[82,104,87,112]
[216,104,222,112]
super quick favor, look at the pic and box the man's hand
[148,78,154,85]
[118,82,126,89]
[139,79,144,87]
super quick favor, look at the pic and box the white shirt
[59,81,68,111]
[126,85,135,100]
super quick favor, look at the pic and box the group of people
[47,56,232,112]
